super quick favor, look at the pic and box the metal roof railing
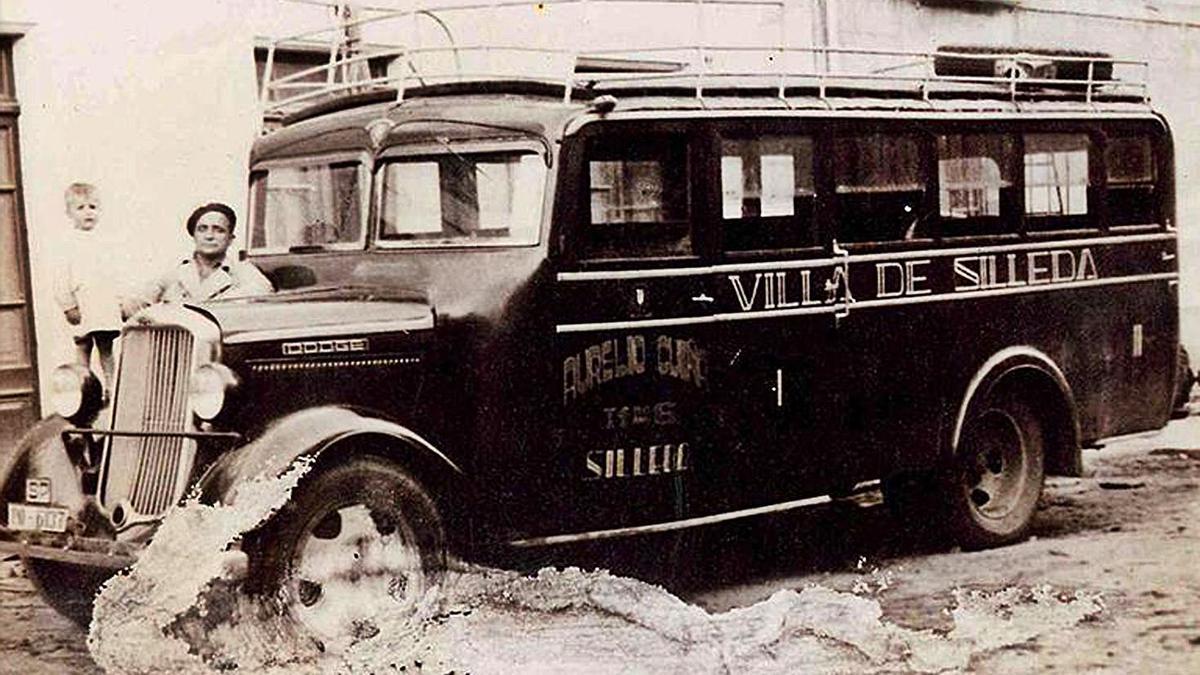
[259,0,1151,118]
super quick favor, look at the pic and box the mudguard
[951,346,1082,476]
[0,416,83,512]
[194,406,464,508]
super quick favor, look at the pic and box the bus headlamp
[49,364,102,422]
[190,363,237,421]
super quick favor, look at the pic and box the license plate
[7,504,69,533]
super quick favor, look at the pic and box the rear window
[1106,135,1159,227]
[249,160,367,252]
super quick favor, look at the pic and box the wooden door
[0,37,39,454]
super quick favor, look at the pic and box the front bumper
[0,427,241,570]
[0,527,140,569]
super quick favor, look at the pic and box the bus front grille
[101,326,197,518]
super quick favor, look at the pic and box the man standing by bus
[125,202,273,314]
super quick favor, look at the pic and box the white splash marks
[87,465,1105,674]
[87,457,319,674]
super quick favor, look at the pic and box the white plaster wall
[1,0,264,410]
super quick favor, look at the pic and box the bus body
[0,20,1178,633]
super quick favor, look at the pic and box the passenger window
[1105,136,1158,226]
[1024,133,1092,229]
[834,134,926,243]
[583,135,691,259]
[720,136,816,250]
[937,134,1016,236]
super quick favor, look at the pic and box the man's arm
[120,270,170,319]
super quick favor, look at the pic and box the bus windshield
[378,151,546,248]
[249,158,369,253]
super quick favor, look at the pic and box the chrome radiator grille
[101,326,198,518]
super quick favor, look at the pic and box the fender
[951,346,1082,473]
[194,406,464,507]
[0,416,75,506]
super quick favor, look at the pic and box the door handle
[691,293,714,303]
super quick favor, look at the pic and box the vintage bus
[0,1,1181,645]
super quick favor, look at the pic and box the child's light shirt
[53,229,123,337]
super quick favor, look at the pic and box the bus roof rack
[259,0,1150,120]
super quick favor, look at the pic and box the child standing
[53,183,123,399]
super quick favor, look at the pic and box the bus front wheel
[944,390,1046,550]
[248,455,447,649]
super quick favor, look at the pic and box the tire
[942,390,1046,550]
[247,455,446,648]
[25,558,114,627]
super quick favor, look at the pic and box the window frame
[247,151,372,255]
[1019,127,1103,237]
[828,121,938,251]
[1101,126,1166,232]
[568,124,703,265]
[373,139,549,250]
[714,126,822,256]
[931,129,1022,241]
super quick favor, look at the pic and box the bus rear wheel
[248,456,446,649]
[945,391,1045,550]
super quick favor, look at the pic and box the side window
[937,134,1017,236]
[834,133,926,243]
[720,135,816,250]
[1024,133,1092,230]
[250,160,365,251]
[1105,135,1158,227]
[582,135,691,259]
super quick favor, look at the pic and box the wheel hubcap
[287,503,425,644]
[962,409,1027,522]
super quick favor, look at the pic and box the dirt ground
[2,413,1198,674]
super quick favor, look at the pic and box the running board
[506,480,880,548]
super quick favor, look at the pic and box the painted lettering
[563,335,647,404]
[657,336,706,389]
[876,262,905,298]
[1051,249,1076,283]
[584,442,691,480]
[1027,251,1051,285]
[952,247,1100,293]
[875,259,930,298]
[730,270,828,311]
[729,273,762,311]
[774,271,800,308]
[953,257,980,290]
[1078,248,1098,280]
[603,400,679,430]
[906,260,931,296]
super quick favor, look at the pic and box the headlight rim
[190,363,237,421]
[49,363,103,423]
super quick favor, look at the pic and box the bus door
[552,127,716,534]
[820,127,940,478]
[706,129,850,506]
